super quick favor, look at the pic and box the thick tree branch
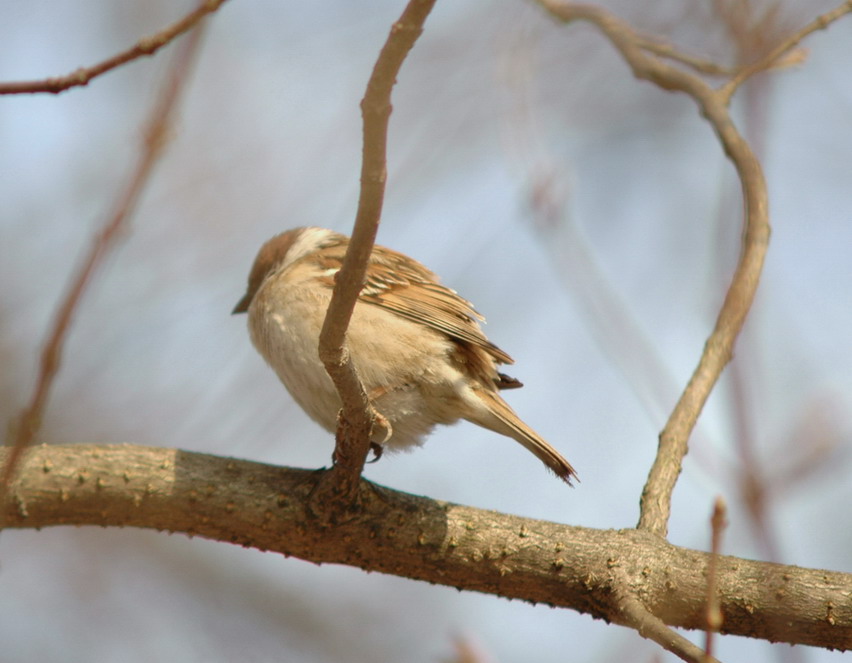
[4,444,851,652]
[0,0,226,95]
[318,0,437,501]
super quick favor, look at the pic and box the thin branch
[720,0,852,101]
[0,0,225,95]
[317,0,437,502]
[0,24,206,511]
[720,69,781,564]
[614,569,721,663]
[704,497,727,661]
[635,37,735,77]
[5,444,851,651]
[534,1,770,538]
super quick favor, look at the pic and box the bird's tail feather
[471,391,578,485]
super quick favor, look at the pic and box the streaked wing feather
[314,243,513,365]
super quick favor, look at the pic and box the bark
[4,444,850,651]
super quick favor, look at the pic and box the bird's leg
[367,441,384,463]
[365,386,395,461]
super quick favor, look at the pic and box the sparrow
[233,227,577,484]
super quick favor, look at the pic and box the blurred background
[2,1,851,661]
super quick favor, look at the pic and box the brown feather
[236,227,578,485]
[313,240,514,366]
[475,389,578,485]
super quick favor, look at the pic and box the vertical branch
[317,0,437,498]
[704,497,728,660]
[535,2,771,538]
[1,23,206,508]
[638,84,768,536]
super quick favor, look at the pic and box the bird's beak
[232,294,251,315]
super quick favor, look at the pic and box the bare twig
[0,0,224,95]
[535,1,770,538]
[533,3,852,539]
[317,0,437,502]
[721,65,782,563]
[636,37,735,76]
[721,0,852,101]
[1,24,206,510]
[704,497,727,660]
[616,578,721,663]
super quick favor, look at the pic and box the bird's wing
[314,241,514,366]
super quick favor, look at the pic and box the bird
[233,227,577,484]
